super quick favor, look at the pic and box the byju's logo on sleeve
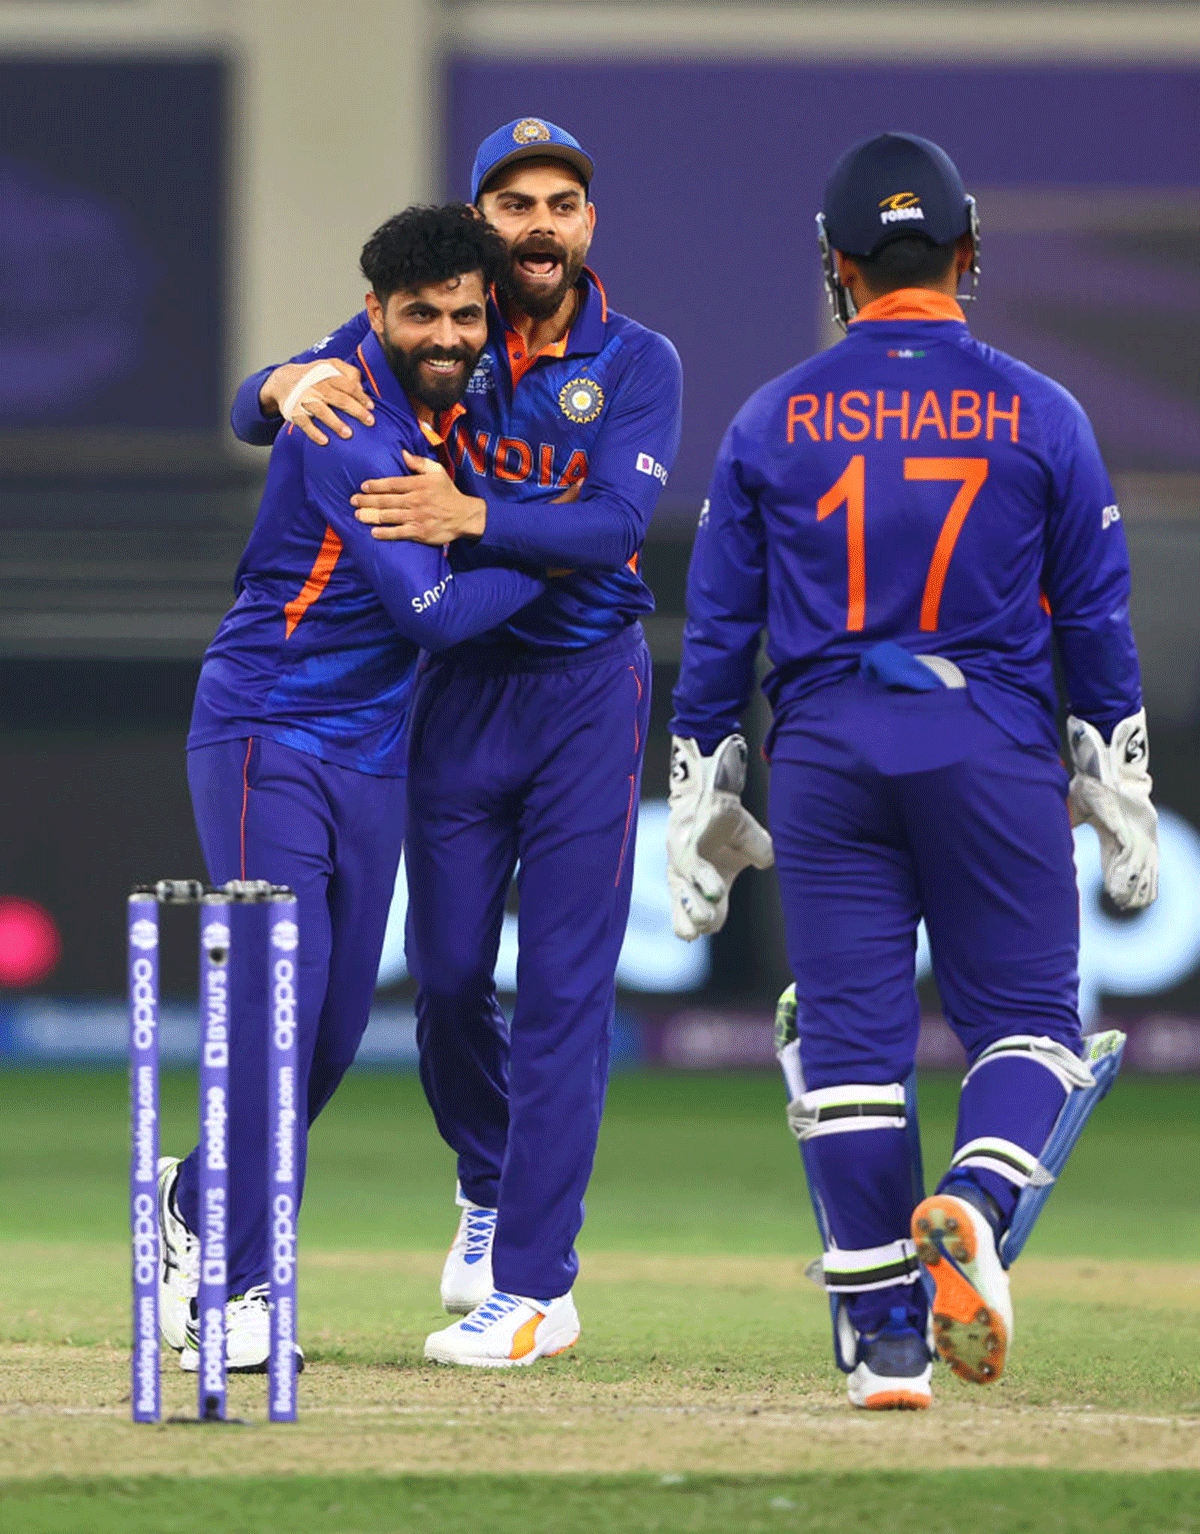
[636,452,668,484]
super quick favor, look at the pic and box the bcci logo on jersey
[879,191,925,226]
[466,352,495,396]
[559,377,605,423]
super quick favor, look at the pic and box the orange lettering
[460,429,489,475]
[986,392,1020,443]
[950,391,982,440]
[817,455,867,630]
[559,449,589,486]
[539,443,556,485]
[787,394,821,444]
[904,457,989,630]
[495,437,532,482]
[875,389,910,440]
[910,390,948,441]
[824,391,835,440]
[837,391,871,441]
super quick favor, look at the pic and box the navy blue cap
[471,118,594,203]
[822,132,971,257]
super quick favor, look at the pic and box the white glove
[1067,709,1158,910]
[666,734,774,940]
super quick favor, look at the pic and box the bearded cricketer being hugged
[158,205,555,1374]
[667,133,1157,1409]
[229,119,682,1366]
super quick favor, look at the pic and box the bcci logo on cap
[130,918,158,952]
[879,192,925,226]
[559,377,605,423]
[513,118,552,146]
[272,920,299,953]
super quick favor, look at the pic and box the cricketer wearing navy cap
[671,130,1152,1408]
[817,131,980,329]
[227,116,682,1371]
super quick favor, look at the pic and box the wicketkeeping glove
[666,734,774,940]
[1067,708,1158,910]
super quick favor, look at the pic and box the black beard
[379,335,478,413]
[497,238,586,321]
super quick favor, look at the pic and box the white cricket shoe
[179,1284,305,1375]
[912,1192,1014,1385]
[424,1289,580,1368]
[156,1156,199,1351]
[845,1308,933,1410]
[440,1192,497,1314]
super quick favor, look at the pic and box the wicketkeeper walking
[668,132,1157,1409]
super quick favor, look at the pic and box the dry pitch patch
[2,1250,1198,1481]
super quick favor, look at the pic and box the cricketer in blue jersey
[668,133,1157,1410]
[158,206,553,1374]
[229,119,682,1367]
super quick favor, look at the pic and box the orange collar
[851,289,965,324]
[417,401,466,446]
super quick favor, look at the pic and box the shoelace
[462,1207,497,1264]
[229,1283,270,1318]
[184,1284,269,1347]
[461,1291,523,1333]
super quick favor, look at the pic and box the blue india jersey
[192,330,546,776]
[670,290,1142,755]
[231,271,683,654]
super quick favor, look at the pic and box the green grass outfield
[1,1067,1198,1533]
[4,1472,1199,1534]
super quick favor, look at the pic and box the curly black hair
[360,203,506,301]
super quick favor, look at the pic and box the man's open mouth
[517,248,563,279]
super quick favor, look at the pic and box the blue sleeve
[301,431,545,650]
[669,418,767,752]
[230,312,372,447]
[1040,389,1142,735]
[476,332,683,569]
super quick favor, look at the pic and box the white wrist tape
[280,363,343,422]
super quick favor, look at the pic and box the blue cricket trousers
[405,624,652,1300]
[176,735,406,1296]
[769,678,1082,1331]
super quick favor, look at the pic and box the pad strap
[948,1135,1048,1190]
[821,1239,923,1294]
[788,1082,907,1142]
[962,1034,1095,1094]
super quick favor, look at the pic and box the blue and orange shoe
[912,1193,1013,1385]
[424,1289,579,1368]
